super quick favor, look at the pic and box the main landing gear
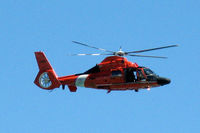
[107,90,111,93]
[135,89,139,92]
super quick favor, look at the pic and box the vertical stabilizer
[34,52,61,90]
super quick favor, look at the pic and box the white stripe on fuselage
[75,74,88,87]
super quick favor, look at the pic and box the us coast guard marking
[75,74,88,87]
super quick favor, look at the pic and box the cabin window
[112,70,122,77]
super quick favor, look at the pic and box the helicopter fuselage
[34,52,170,93]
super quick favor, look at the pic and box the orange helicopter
[34,41,178,93]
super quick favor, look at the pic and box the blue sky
[0,0,199,133]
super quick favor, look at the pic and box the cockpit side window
[143,68,155,75]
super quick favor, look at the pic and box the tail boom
[34,52,79,92]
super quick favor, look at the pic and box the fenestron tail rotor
[70,41,178,58]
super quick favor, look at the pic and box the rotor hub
[114,51,126,56]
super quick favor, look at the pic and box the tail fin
[34,52,61,90]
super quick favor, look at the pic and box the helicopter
[34,41,178,93]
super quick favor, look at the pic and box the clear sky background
[0,0,199,133]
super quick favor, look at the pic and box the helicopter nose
[157,77,171,86]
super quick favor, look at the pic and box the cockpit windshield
[143,68,156,75]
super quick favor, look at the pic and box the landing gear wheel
[135,89,139,92]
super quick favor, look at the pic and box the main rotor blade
[127,44,178,53]
[72,41,114,53]
[68,53,113,56]
[128,54,167,59]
